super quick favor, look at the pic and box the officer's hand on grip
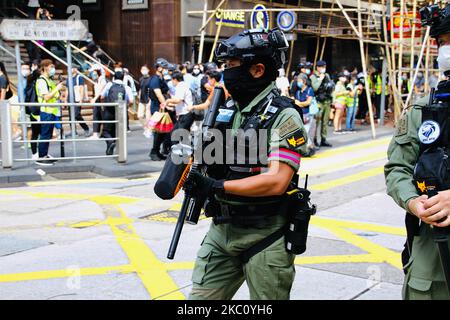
[423,191,450,227]
[408,195,430,222]
[184,171,225,199]
[409,193,450,227]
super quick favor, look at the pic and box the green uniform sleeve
[269,108,308,173]
[311,74,322,92]
[384,105,422,211]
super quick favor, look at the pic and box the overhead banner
[388,11,421,39]
[0,19,89,41]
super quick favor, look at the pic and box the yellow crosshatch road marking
[302,151,387,178]
[302,137,391,161]
[310,167,385,191]
[26,176,157,187]
[0,158,399,300]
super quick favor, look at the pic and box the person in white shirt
[276,68,290,96]
[123,68,137,97]
[88,69,108,140]
[163,71,195,135]
[100,70,134,155]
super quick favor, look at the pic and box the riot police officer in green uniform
[385,3,450,300]
[182,28,310,300]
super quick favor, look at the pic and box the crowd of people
[0,54,419,167]
[4,57,136,166]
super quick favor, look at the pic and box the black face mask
[223,65,272,108]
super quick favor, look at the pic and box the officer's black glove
[183,171,225,199]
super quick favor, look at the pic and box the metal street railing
[0,100,128,169]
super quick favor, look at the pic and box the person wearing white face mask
[385,3,450,300]
[35,59,63,166]
[20,65,31,98]
[275,68,290,96]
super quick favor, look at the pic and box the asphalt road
[0,128,407,300]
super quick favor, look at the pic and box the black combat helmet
[420,3,450,38]
[215,28,289,70]
[154,57,169,69]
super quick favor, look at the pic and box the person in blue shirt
[293,73,316,157]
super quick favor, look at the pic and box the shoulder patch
[395,115,408,137]
[277,118,301,138]
[286,129,306,148]
[418,120,440,144]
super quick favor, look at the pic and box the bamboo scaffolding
[397,0,405,104]
[320,0,336,61]
[357,0,377,138]
[190,0,436,138]
[410,0,417,81]
[313,0,325,67]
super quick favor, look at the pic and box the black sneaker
[106,142,116,156]
[149,151,163,161]
[304,148,316,158]
[158,152,168,160]
[314,138,320,148]
[35,156,57,166]
[320,140,333,147]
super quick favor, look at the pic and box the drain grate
[139,210,208,223]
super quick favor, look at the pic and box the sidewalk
[0,120,395,184]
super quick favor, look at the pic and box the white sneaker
[32,153,39,160]
[87,134,100,140]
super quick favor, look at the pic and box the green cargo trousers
[315,101,331,141]
[402,224,450,300]
[189,215,295,300]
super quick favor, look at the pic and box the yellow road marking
[312,216,406,236]
[27,178,129,187]
[295,254,384,265]
[303,151,387,177]
[310,166,385,191]
[104,204,185,300]
[303,137,391,161]
[26,176,156,187]
[0,158,402,298]
[0,265,134,282]
[313,218,403,269]
[0,190,139,205]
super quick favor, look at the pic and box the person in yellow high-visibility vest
[35,59,64,166]
[374,70,389,121]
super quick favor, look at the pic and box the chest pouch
[414,147,450,196]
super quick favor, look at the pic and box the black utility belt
[213,201,286,228]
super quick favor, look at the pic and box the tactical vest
[205,89,304,225]
[405,82,450,269]
[36,75,59,116]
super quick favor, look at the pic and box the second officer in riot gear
[183,28,312,300]
[385,3,450,300]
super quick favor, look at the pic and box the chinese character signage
[0,19,89,41]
